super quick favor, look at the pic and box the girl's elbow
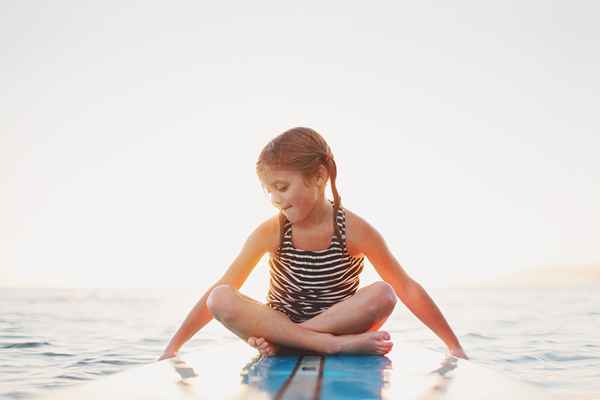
[399,275,419,293]
[395,277,419,303]
[404,278,426,300]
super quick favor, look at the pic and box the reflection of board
[39,341,552,399]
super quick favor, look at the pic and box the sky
[2,1,599,295]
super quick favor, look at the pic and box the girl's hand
[448,346,468,360]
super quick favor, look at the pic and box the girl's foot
[247,337,279,357]
[334,331,393,355]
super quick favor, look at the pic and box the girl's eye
[264,185,287,194]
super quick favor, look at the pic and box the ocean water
[1,286,599,399]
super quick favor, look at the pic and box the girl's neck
[293,198,332,230]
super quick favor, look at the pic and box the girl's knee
[369,281,397,315]
[207,284,238,321]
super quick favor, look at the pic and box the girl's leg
[300,281,397,334]
[249,281,397,355]
[206,284,392,355]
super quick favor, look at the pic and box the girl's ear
[317,165,328,184]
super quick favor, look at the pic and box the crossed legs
[206,281,397,355]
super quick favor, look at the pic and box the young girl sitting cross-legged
[159,127,468,360]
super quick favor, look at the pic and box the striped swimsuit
[266,206,365,323]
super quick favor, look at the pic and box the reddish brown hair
[256,127,342,247]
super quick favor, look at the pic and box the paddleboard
[38,341,553,399]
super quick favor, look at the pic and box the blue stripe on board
[276,355,323,400]
[240,355,301,397]
[320,355,392,400]
[240,353,392,399]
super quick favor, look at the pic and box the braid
[324,155,343,243]
[278,212,287,254]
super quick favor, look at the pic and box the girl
[159,127,467,360]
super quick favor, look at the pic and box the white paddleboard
[37,341,553,399]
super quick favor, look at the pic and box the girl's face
[259,168,323,223]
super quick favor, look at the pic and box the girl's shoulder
[342,207,376,259]
[254,214,283,255]
[343,207,394,259]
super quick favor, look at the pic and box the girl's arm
[352,214,468,359]
[158,218,274,360]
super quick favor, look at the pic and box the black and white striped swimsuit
[266,206,365,323]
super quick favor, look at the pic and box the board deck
[38,341,553,399]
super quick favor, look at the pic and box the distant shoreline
[458,264,600,289]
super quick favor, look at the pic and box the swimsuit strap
[279,201,346,252]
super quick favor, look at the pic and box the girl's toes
[380,343,393,354]
[248,337,257,347]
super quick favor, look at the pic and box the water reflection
[170,358,199,382]
[417,356,457,400]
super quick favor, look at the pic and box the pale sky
[2,1,599,295]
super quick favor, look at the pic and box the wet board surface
[37,341,554,399]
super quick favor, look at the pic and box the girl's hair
[256,127,342,247]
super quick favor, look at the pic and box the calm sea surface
[1,286,599,399]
